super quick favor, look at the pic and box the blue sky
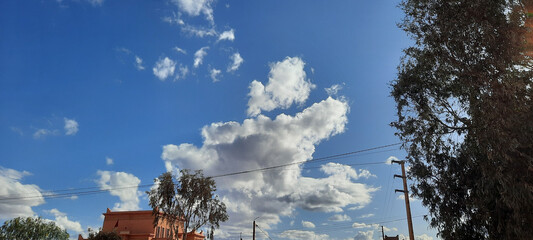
[0,0,438,239]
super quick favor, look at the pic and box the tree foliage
[87,228,122,240]
[147,169,228,240]
[0,217,69,240]
[392,0,533,239]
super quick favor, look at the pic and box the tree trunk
[182,222,188,240]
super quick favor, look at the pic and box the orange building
[79,208,204,240]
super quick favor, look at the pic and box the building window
[156,227,160,238]
[167,229,170,238]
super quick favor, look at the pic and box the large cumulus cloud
[160,57,377,232]
[0,166,44,219]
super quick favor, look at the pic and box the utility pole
[392,160,414,240]
[381,226,385,240]
[253,220,256,240]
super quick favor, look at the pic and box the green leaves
[0,217,69,240]
[147,169,228,240]
[393,0,533,239]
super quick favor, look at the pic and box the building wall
[79,208,204,240]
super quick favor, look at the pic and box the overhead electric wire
[255,224,273,240]
[0,143,401,202]
[210,142,401,178]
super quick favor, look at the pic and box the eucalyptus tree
[147,169,228,240]
[392,0,533,239]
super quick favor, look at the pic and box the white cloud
[159,57,379,234]
[10,127,23,136]
[416,234,434,240]
[153,57,176,81]
[352,222,378,229]
[325,84,343,96]
[87,0,104,6]
[46,209,83,234]
[106,157,114,165]
[172,0,214,23]
[194,47,209,68]
[96,170,141,211]
[218,29,235,41]
[353,230,374,240]
[382,226,398,232]
[386,156,399,165]
[358,169,376,178]
[161,96,369,229]
[135,56,145,70]
[163,12,185,25]
[279,230,329,240]
[175,64,189,81]
[348,206,365,211]
[399,234,433,240]
[359,213,374,218]
[33,129,54,139]
[0,167,44,219]
[247,57,316,116]
[174,46,187,54]
[328,214,351,222]
[210,68,221,82]
[227,52,243,72]
[182,24,217,38]
[64,118,79,136]
[398,194,418,202]
[301,220,315,228]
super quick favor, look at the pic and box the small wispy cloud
[359,213,375,218]
[227,52,243,72]
[106,157,114,165]
[325,84,343,96]
[175,64,189,81]
[173,0,215,24]
[182,24,217,38]
[135,56,145,70]
[193,47,209,68]
[33,129,58,139]
[301,220,316,229]
[386,156,399,165]
[210,68,221,82]
[87,0,104,6]
[153,57,176,81]
[218,29,235,41]
[328,214,352,222]
[64,118,79,136]
[174,47,187,54]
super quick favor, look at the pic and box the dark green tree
[87,228,122,240]
[0,217,69,240]
[147,169,228,240]
[392,0,533,239]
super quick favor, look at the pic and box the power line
[211,143,400,178]
[255,224,273,240]
[0,143,401,202]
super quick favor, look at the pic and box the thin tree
[147,169,228,240]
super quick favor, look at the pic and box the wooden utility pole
[382,225,385,240]
[253,220,256,240]
[392,160,414,240]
